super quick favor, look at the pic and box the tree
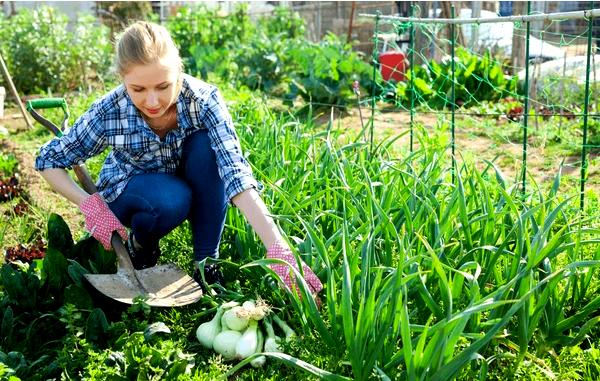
[95,1,154,37]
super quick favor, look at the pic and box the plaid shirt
[35,74,259,203]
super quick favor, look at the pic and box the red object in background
[379,51,408,82]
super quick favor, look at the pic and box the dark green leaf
[43,247,70,291]
[0,264,39,309]
[67,259,90,286]
[70,236,102,271]
[64,284,93,310]
[1,306,14,347]
[47,213,74,257]
[0,265,24,302]
[92,246,118,274]
[85,308,109,343]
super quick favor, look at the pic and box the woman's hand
[79,193,128,250]
[267,241,323,297]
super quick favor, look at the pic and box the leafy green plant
[0,7,112,94]
[396,47,517,109]
[257,6,305,40]
[0,154,18,178]
[285,33,376,108]
[81,330,196,379]
[168,5,373,107]
[167,3,254,79]
[235,32,289,95]
[0,214,118,379]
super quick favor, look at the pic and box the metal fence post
[521,1,532,197]
[451,5,457,183]
[409,4,416,153]
[369,11,381,158]
[580,10,594,211]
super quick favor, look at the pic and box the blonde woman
[35,21,322,297]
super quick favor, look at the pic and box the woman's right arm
[40,168,89,206]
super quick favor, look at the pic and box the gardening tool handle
[27,98,69,111]
[71,165,99,203]
[26,97,136,272]
[26,97,70,132]
[27,107,62,136]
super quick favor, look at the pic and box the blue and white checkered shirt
[35,74,259,203]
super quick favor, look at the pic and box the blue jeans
[108,130,228,261]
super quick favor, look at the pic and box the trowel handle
[111,232,135,272]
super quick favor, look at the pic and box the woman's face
[122,60,180,119]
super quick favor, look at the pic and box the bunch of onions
[195,298,294,367]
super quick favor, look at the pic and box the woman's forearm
[232,188,283,249]
[40,168,90,206]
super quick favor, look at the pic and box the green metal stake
[521,1,532,196]
[409,5,416,153]
[451,5,457,183]
[580,12,594,211]
[369,11,381,158]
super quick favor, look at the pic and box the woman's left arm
[232,188,323,296]
[231,188,282,249]
[198,84,322,295]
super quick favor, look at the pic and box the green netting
[363,6,599,209]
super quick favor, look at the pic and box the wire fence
[358,6,600,210]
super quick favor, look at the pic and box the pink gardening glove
[79,193,127,250]
[267,241,323,297]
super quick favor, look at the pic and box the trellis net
[361,6,599,208]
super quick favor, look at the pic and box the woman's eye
[158,85,170,90]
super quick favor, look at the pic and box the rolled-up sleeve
[35,102,108,171]
[200,88,260,202]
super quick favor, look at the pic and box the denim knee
[109,174,193,248]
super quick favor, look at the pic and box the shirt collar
[120,83,190,138]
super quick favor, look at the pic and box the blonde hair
[114,21,183,76]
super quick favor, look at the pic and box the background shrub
[0,7,112,94]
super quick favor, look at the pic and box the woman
[35,21,322,297]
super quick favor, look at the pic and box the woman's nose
[146,92,159,107]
